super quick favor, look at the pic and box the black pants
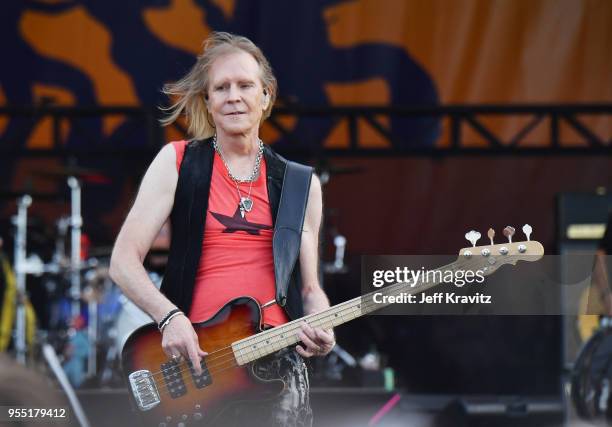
[228,348,313,427]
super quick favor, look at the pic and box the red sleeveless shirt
[171,140,289,326]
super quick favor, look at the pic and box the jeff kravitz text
[370,266,493,306]
[372,291,492,304]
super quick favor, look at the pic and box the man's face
[206,51,268,137]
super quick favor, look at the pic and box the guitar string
[146,243,535,385]
[147,296,365,386]
[141,294,361,377]
[147,247,539,400]
[147,270,460,401]
[145,259,468,393]
[145,262,469,398]
[143,280,381,378]
[147,281,404,400]
[145,263,449,380]
[149,262,502,401]
[143,260,464,387]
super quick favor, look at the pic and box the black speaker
[557,191,612,364]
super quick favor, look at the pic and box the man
[109,32,334,426]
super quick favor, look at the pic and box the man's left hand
[296,322,335,358]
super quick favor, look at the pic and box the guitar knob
[522,224,533,241]
[499,247,509,255]
[487,228,495,245]
[465,230,481,247]
[518,244,527,253]
[503,226,515,243]
[481,248,490,257]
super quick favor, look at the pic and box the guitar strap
[272,161,313,307]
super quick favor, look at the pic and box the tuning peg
[503,226,515,243]
[465,230,481,247]
[487,228,495,245]
[522,224,532,241]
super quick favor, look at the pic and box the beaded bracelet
[158,308,183,332]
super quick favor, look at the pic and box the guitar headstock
[457,224,544,276]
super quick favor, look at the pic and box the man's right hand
[161,315,208,375]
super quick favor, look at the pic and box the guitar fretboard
[232,261,462,365]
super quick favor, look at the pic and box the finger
[314,328,335,345]
[172,344,184,360]
[296,344,314,358]
[193,335,208,357]
[302,324,330,350]
[303,326,332,349]
[298,330,320,351]
[163,343,180,360]
[186,344,202,375]
[298,331,321,353]
[301,322,315,335]
[300,323,319,342]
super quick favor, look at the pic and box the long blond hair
[160,32,278,140]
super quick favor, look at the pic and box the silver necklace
[212,134,264,218]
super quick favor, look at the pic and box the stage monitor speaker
[556,190,612,365]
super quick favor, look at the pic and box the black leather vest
[159,138,305,321]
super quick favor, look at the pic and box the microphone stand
[12,195,32,365]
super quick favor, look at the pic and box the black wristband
[158,308,181,332]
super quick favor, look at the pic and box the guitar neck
[232,261,460,365]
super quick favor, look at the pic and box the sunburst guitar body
[121,297,282,426]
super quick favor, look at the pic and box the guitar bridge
[128,370,160,411]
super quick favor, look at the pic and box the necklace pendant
[240,197,254,213]
[239,204,246,218]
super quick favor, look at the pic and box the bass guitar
[122,230,544,426]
